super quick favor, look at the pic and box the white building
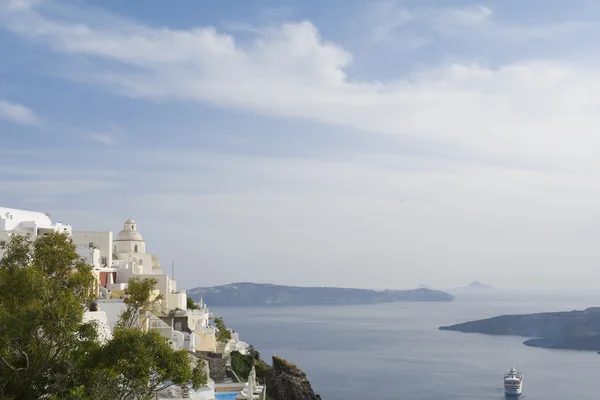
[68,218,187,312]
[0,207,72,258]
[0,207,217,353]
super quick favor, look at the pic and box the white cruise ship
[504,366,523,396]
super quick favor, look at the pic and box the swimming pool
[215,392,238,400]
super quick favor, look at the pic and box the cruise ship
[504,366,523,396]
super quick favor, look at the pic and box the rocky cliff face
[197,353,227,383]
[266,356,320,400]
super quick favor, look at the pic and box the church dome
[115,230,143,241]
[114,218,144,242]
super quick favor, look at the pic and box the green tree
[118,276,163,329]
[0,232,97,399]
[78,328,207,400]
[186,296,198,310]
[230,351,254,380]
[76,277,207,400]
[213,317,232,342]
[230,351,269,384]
[0,234,207,400]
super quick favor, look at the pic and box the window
[101,257,107,265]
[88,242,94,248]
[134,245,138,252]
[0,241,5,249]
[139,259,143,265]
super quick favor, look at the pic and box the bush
[187,297,199,310]
[230,351,254,380]
[230,351,270,384]
[214,317,232,342]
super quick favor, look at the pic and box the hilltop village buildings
[0,206,262,400]
[0,207,216,353]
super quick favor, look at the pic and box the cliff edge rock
[266,356,320,400]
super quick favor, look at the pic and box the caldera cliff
[266,356,321,400]
[188,282,454,306]
[227,350,321,400]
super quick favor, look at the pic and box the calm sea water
[212,298,600,399]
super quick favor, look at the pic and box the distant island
[444,281,496,300]
[460,281,493,290]
[439,307,600,353]
[187,282,454,306]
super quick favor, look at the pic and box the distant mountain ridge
[187,282,454,306]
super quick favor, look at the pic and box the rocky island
[439,307,600,353]
[188,282,454,306]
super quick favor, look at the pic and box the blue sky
[2,0,600,291]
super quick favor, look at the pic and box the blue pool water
[215,392,238,400]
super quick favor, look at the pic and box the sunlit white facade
[0,207,72,258]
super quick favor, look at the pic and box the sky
[2,0,600,291]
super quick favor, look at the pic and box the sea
[212,297,600,399]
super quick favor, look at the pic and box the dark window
[134,245,138,252]
[0,241,5,248]
[88,242,94,248]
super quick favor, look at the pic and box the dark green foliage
[254,359,270,381]
[230,351,254,380]
[77,328,207,400]
[119,277,162,329]
[187,296,199,310]
[0,234,207,400]
[230,351,269,384]
[214,316,232,342]
[0,232,97,399]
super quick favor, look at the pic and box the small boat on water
[504,366,523,396]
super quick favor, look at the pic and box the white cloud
[1,2,598,172]
[3,2,600,290]
[90,133,116,146]
[28,149,599,290]
[3,146,600,290]
[365,1,415,44]
[436,5,492,27]
[0,99,41,125]
[361,2,586,49]
[0,178,118,196]
[86,124,125,146]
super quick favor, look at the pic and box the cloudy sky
[2,0,600,291]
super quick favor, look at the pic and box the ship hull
[504,386,523,396]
